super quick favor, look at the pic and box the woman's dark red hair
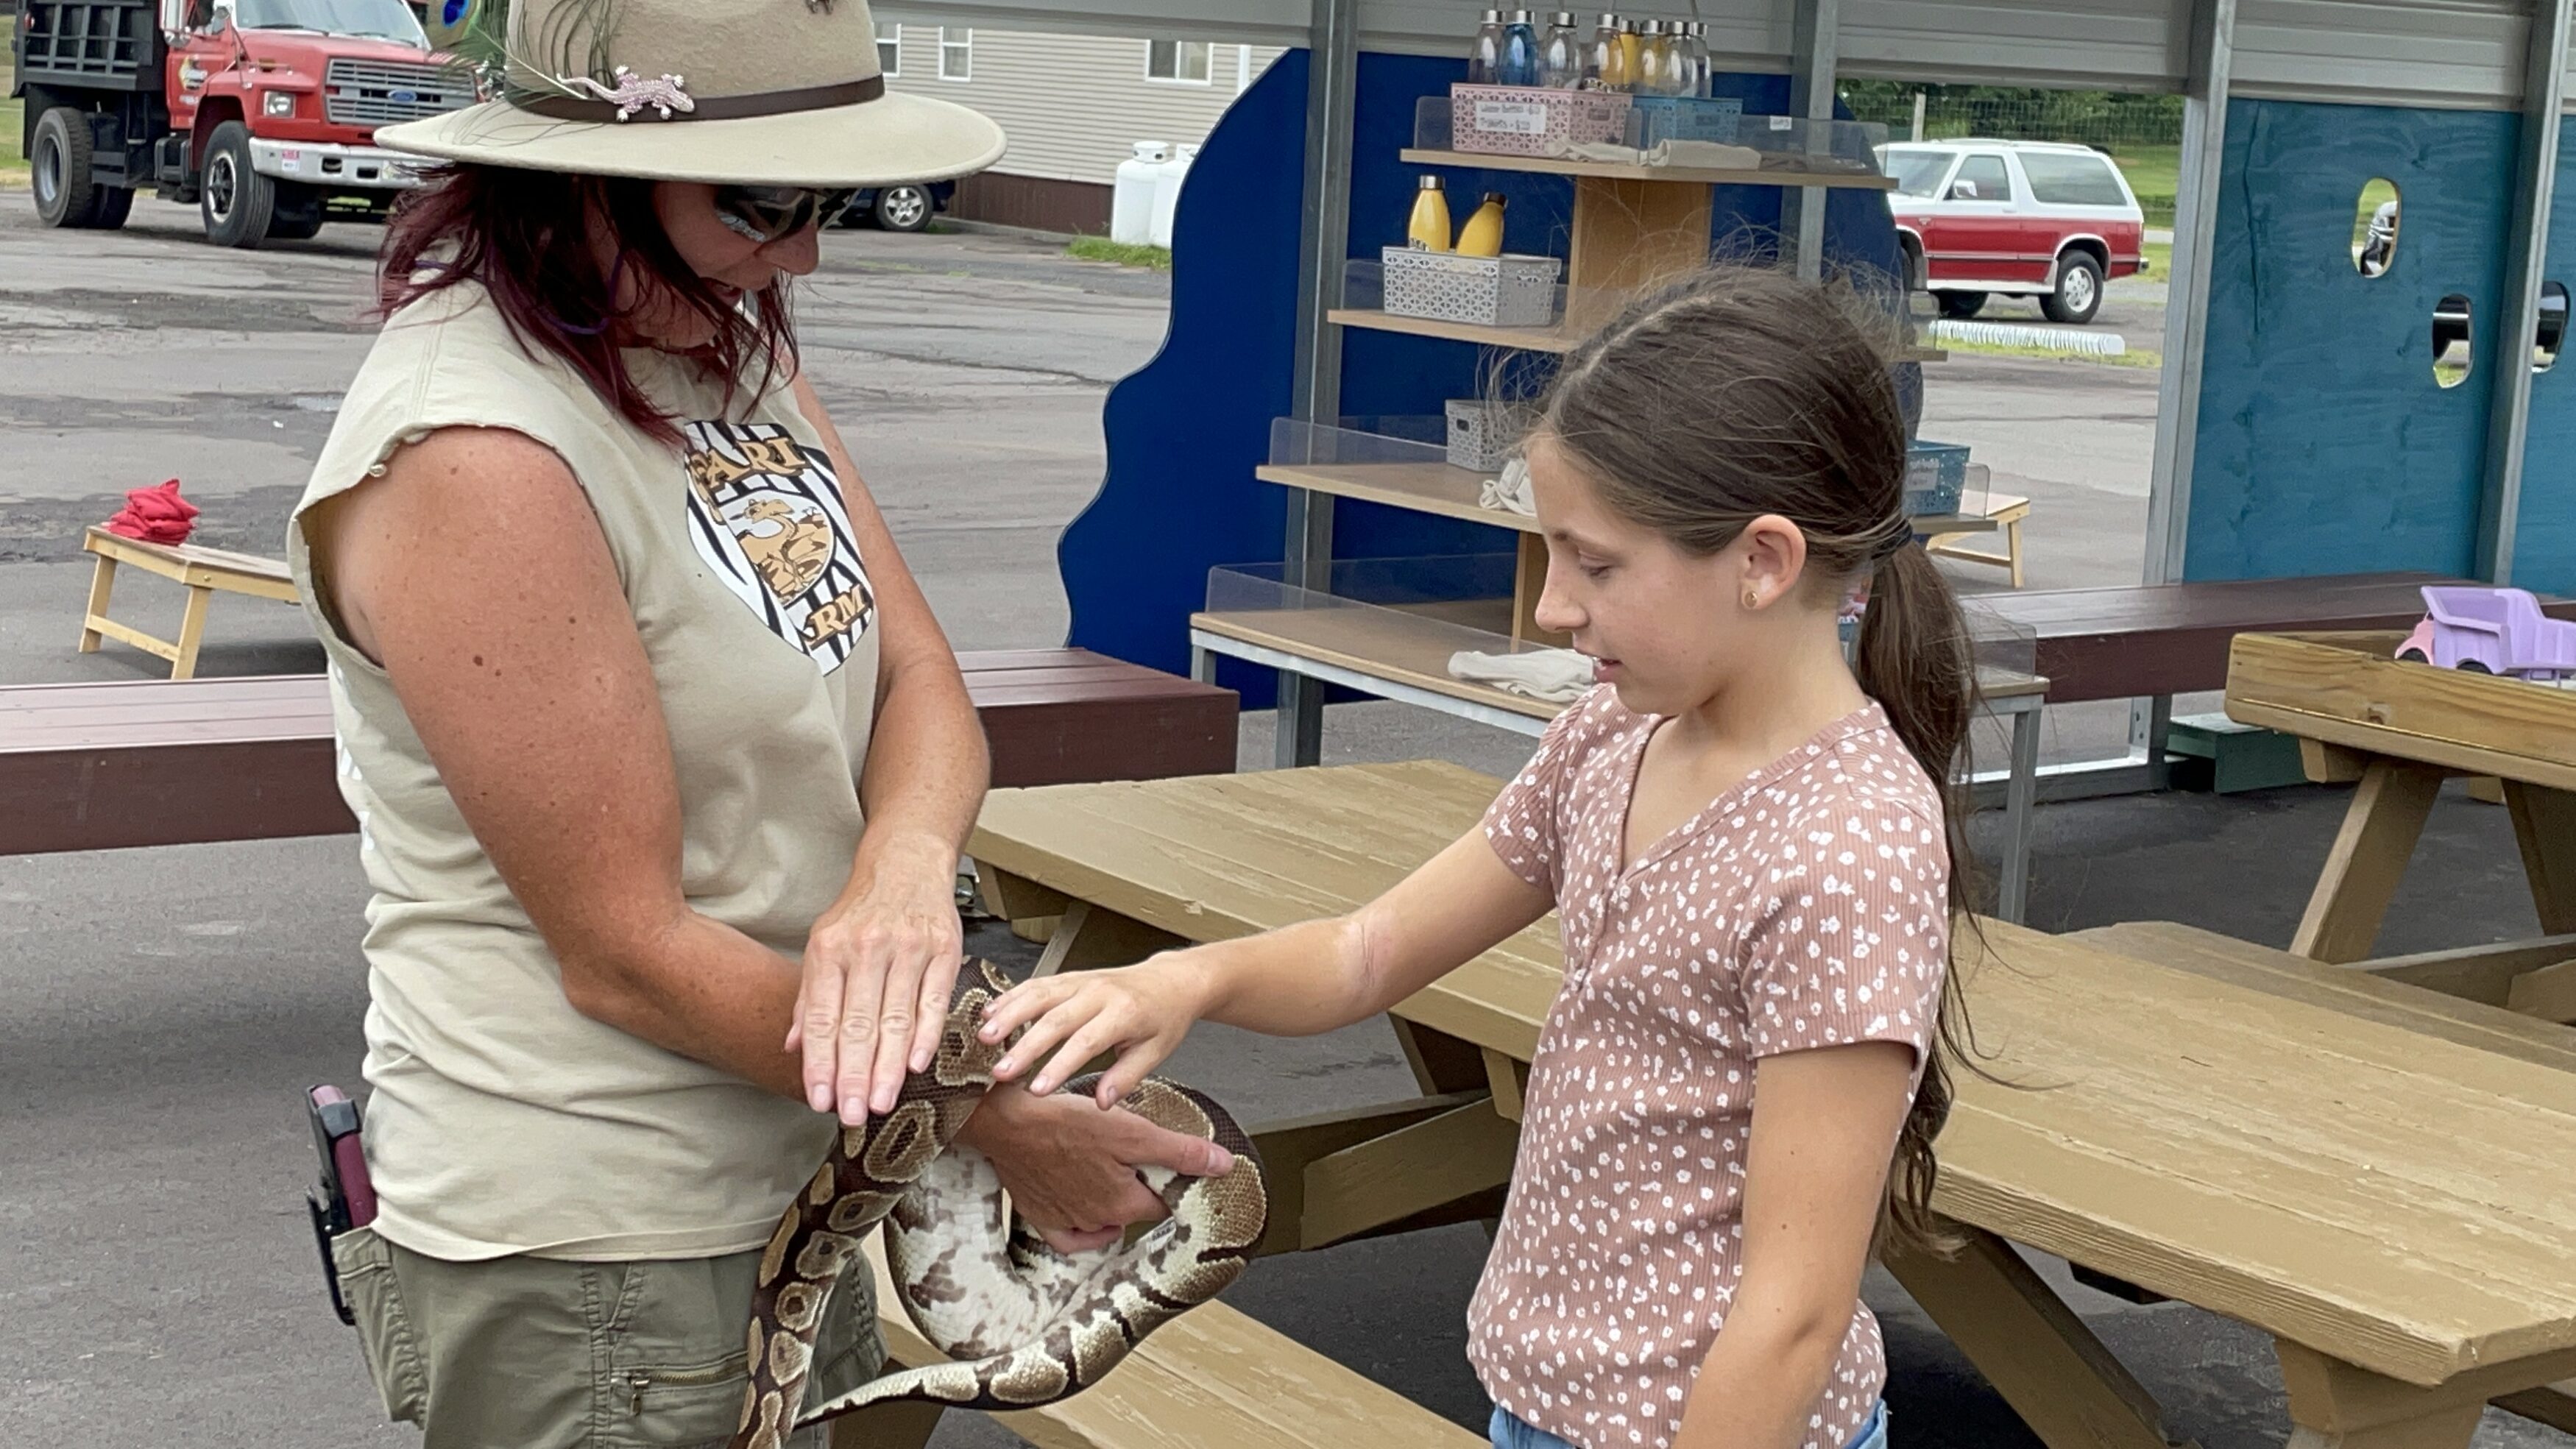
[378,164,797,446]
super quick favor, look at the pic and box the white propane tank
[1111,143,1169,246]
[1148,143,1198,249]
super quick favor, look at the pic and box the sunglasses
[712,185,857,244]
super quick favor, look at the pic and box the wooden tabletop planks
[1949,919,2576,1388]
[2071,921,2576,1074]
[969,762,2576,1392]
[973,761,1560,1059]
[2227,631,2576,793]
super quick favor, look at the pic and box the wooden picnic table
[972,762,2576,1449]
[2225,630,2576,1024]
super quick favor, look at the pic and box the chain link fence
[1841,82,2184,228]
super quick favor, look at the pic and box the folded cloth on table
[1480,457,1535,517]
[103,478,199,545]
[1545,138,1645,165]
[1450,647,1594,704]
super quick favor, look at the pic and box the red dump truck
[12,0,475,247]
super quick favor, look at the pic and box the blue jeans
[1488,1399,1888,1449]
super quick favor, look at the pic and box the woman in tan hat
[289,1,1231,1442]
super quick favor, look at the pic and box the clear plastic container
[1613,113,1892,174]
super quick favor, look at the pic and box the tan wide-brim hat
[380,0,1005,188]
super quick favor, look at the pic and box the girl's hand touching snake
[977,954,1214,1108]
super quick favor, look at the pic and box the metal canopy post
[2123,0,2236,779]
[2141,0,2236,591]
[2475,0,2575,585]
[1277,0,1360,768]
[1783,0,1837,282]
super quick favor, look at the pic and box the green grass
[2107,143,2179,230]
[2142,238,2170,279]
[1,60,24,190]
[1066,237,1172,271]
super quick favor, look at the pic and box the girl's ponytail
[1853,542,1981,1255]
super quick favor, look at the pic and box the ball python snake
[728,959,1269,1449]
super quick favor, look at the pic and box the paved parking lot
[1,191,2563,1449]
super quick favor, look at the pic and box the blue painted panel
[1061,51,1908,700]
[1058,50,1309,687]
[2507,116,2576,593]
[2184,98,2515,582]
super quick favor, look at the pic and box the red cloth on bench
[103,479,199,545]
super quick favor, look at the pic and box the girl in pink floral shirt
[983,267,1976,1449]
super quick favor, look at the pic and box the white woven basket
[1384,247,1563,329]
[1445,399,1529,471]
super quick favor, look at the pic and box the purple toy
[2396,586,2576,680]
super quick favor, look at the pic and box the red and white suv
[1879,139,2148,326]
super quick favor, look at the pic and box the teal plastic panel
[2184,99,2514,582]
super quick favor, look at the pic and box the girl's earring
[1744,589,1761,611]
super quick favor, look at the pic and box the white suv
[1878,139,2149,326]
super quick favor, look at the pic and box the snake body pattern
[727,959,1270,1448]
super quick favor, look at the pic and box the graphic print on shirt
[680,420,875,673]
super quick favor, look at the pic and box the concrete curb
[1931,319,2128,356]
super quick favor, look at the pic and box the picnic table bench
[969,762,2576,1449]
[0,650,1238,856]
[2225,629,2576,1023]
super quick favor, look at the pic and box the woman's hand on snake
[790,828,969,1124]
[977,955,1211,1105]
[961,1082,1238,1254]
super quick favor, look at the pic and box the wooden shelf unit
[1192,604,1563,727]
[1328,308,1585,352]
[1331,310,1945,364]
[1401,146,1897,191]
[1261,458,1996,537]
[1256,461,1536,534]
[1248,100,1953,748]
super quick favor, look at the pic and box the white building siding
[884,0,2571,112]
[881,27,1284,185]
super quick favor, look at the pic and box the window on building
[1147,39,1213,84]
[938,27,971,82]
[875,23,899,78]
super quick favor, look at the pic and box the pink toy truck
[2394,586,2576,680]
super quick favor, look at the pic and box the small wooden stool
[1925,492,2032,588]
[78,526,299,680]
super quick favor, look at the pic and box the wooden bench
[1970,571,2566,706]
[836,1239,1481,1449]
[968,762,2576,1449]
[0,650,1237,856]
[78,526,300,681]
[1924,492,2031,587]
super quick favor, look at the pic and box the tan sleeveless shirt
[289,283,882,1263]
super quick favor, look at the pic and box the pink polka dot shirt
[1466,687,1950,1449]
